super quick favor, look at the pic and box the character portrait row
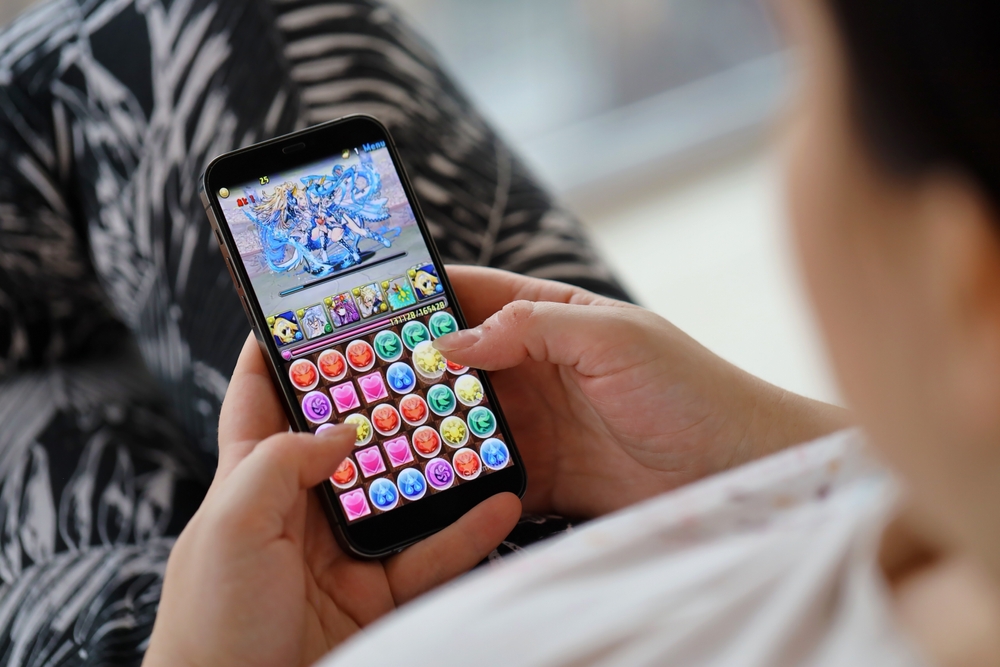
[268,262,444,347]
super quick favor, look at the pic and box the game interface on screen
[217,144,512,523]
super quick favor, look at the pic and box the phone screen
[215,142,513,524]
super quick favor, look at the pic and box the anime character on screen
[409,263,442,300]
[299,304,332,339]
[242,162,399,277]
[327,292,361,327]
[355,283,387,319]
[269,311,303,347]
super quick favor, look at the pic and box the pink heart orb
[356,446,386,477]
[358,373,387,403]
[384,436,414,467]
[340,489,370,520]
[331,382,360,413]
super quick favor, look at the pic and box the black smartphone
[201,115,526,558]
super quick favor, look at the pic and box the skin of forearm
[729,370,852,469]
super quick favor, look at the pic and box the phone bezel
[201,115,526,558]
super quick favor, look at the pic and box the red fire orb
[400,395,427,423]
[332,458,357,487]
[412,428,440,456]
[347,341,374,369]
[372,405,400,433]
[318,350,346,379]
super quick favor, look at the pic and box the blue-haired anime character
[242,162,398,277]
[301,163,397,267]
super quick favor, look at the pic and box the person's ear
[917,173,1000,435]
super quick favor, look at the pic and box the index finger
[445,265,610,326]
[217,333,290,479]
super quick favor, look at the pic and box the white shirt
[321,431,929,666]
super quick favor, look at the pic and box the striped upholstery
[0,1,621,664]
[273,1,626,291]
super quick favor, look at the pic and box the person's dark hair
[826,1,1000,202]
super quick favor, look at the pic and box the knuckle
[494,300,535,329]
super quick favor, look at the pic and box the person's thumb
[214,424,357,532]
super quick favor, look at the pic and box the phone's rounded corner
[332,526,401,561]
[343,113,390,135]
[498,459,528,502]
[512,466,529,501]
[331,527,395,561]
[202,154,227,192]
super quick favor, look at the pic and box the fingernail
[433,328,481,352]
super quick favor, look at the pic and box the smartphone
[201,115,526,558]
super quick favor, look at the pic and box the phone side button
[204,207,225,246]
[237,292,254,323]
[223,256,241,290]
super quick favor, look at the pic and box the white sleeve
[318,430,928,667]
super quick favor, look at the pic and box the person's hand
[142,334,521,667]
[437,266,847,518]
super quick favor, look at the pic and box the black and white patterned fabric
[0,1,626,664]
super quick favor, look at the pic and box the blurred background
[0,0,840,404]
